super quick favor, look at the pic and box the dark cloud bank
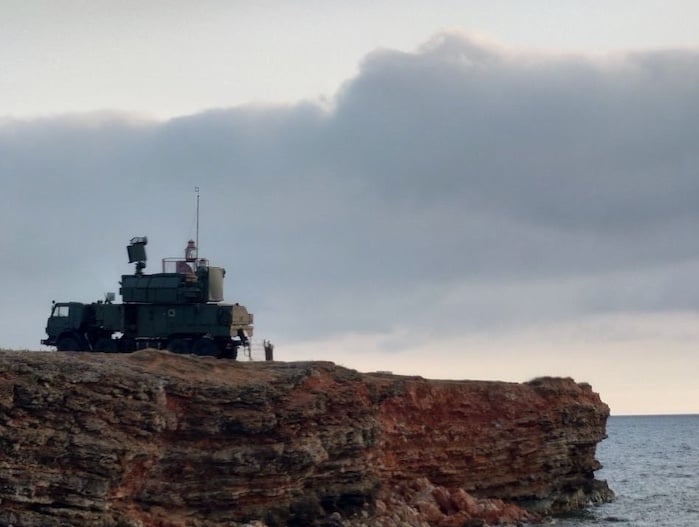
[2,33,699,349]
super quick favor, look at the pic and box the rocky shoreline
[0,350,613,526]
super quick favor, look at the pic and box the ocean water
[553,414,699,527]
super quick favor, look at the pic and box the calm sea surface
[552,414,699,527]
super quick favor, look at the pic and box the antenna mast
[195,186,200,259]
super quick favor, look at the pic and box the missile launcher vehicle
[41,237,253,358]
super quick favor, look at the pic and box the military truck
[41,237,254,358]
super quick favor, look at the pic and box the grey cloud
[2,32,699,348]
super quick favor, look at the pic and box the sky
[1,1,699,415]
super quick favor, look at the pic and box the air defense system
[41,237,254,358]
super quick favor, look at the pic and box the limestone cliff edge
[0,350,613,526]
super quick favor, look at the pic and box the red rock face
[0,350,612,527]
[373,375,611,512]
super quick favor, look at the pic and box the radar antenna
[195,186,200,260]
[127,236,148,276]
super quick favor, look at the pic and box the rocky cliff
[0,350,613,527]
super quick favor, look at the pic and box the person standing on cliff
[263,340,274,361]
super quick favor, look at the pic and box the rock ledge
[0,350,613,526]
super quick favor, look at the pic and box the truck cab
[42,302,88,350]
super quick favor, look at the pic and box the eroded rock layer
[0,350,612,526]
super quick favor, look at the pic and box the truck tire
[192,337,218,357]
[215,338,238,360]
[167,338,190,354]
[119,338,137,353]
[94,337,118,353]
[57,335,83,352]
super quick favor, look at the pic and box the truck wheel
[192,338,218,357]
[225,345,239,360]
[167,339,190,354]
[57,335,82,352]
[119,338,136,353]
[94,337,118,353]
[216,339,237,360]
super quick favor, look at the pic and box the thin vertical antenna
[195,186,200,259]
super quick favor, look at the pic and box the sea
[552,414,699,527]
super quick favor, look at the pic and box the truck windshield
[52,305,70,317]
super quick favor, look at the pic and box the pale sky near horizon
[2,0,699,118]
[2,1,699,415]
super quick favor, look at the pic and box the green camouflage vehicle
[42,237,253,358]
